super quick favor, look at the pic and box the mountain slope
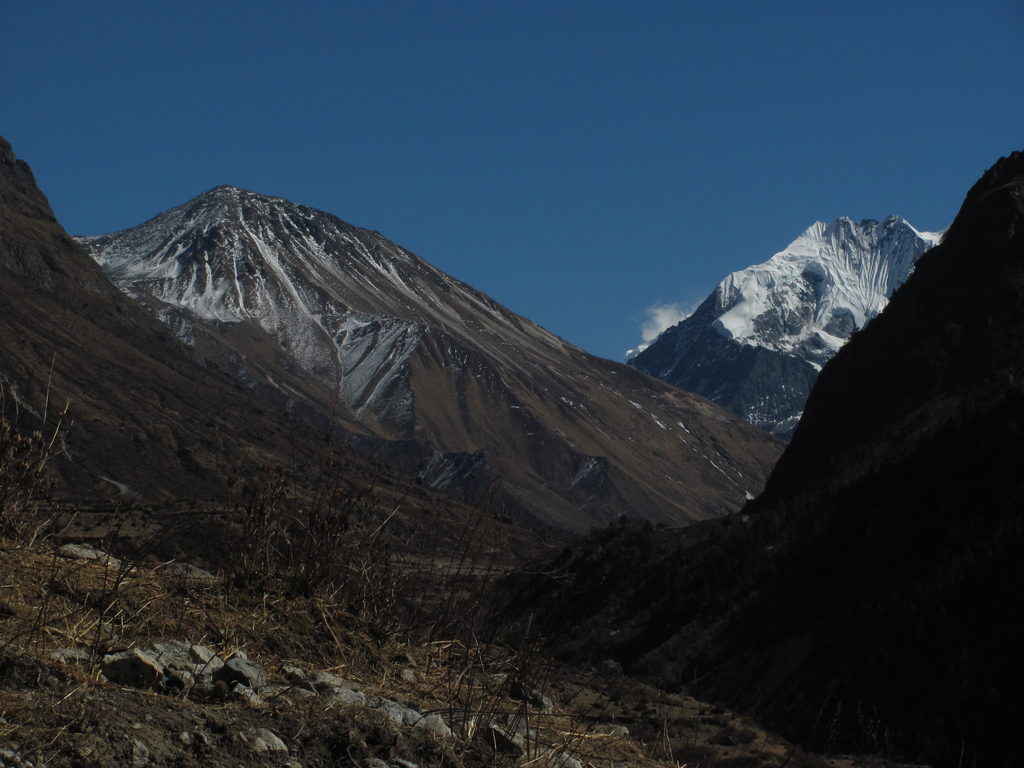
[698,150,1024,768]
[629,217,942,437]
[80,187,781,531]
[498,151,1024,767]
[0,138,345,500]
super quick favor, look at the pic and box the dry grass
[0,414,910,768]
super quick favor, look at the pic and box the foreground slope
[81,187,780,530]
[499,152,1024,766]
[630,217,941,437]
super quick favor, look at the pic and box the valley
[2,132,1022,768]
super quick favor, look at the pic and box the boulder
[368,696,418,727]
[415,714,453,739]
[328,686,366,706]
[147,640,223,691]
[215,655,267,691]
[230,682,262,706]
[102,649,163,690]
[242,727,287,754]
[58,543,121,569]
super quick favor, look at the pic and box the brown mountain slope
[0,136,360,501]
[80,186,781,531]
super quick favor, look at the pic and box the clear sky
[3,1,1023,360]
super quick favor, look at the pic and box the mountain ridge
[80,185,782,532]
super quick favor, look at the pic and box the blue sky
[3,1,1023,360]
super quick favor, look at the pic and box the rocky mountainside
[497,151,1024,767]
[0,135,542,563]
[629,217,942,437]
[0,137,335,500]
[80,187,780,531]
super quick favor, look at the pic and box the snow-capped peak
[708,215,942,366]
[627,215,944,438]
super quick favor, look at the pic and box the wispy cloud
[640,303,689,343]
[625,302,693,361]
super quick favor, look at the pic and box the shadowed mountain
[80,187,781,531]
[496,151,1024,766]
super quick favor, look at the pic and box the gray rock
[401,668,416,683]
[415,713,452,739]
[230,682,262,705]
[552,754,583,768]
[369,696,416,727]
[188,644,219,666]
[59,543,121,569]
[149,640,193,667]
[282,664,360,697]
[328,686,366,706]
[281,664,316,692]
[215,655,267,691]
[146,640,222,692]
[189,646,223,689]
[102,649,163,690]
[309,669,351,693]
[606,724,629,737]
[244,727,287,754]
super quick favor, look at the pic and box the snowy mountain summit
[80,186,781,531]
[629,216,943,438]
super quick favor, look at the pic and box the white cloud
[624,302,692,361]
[640,303,689,343]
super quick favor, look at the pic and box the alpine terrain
[0,137,335,500]
[80,187,781,531]
[498,150,1024,767]
[0,134,858,768]
[629,216,942,437]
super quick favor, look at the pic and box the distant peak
[192,185,298,212]
[198,185,249,200]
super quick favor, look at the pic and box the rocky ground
[0,527,925,768]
